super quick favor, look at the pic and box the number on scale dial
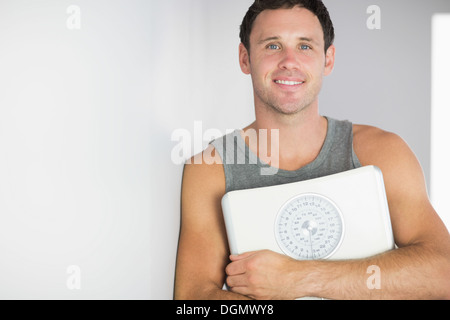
[275,193,344,260]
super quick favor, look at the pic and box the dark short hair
[240,0,335,53]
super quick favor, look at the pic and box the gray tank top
[210,117,362,193]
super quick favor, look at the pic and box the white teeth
[275,80,304,85]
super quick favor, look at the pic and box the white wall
[148,0,255,299]
[431,14,450,230]
[0,0,448,299]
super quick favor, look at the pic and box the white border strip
[431,14,450,230]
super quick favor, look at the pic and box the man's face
[239,6,335,116]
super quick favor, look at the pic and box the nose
[278,48,301,71]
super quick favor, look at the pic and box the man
[174,0,450,300]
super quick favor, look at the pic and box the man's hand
[225,250,303,300]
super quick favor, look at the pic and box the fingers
[226,273,254,299]
[225,251,274,300]
[226,273,247,288]
[226,251,256,275]
[228,283,251,297]
[225,259,246,276]
[229,251,257,261]
[226,253,253,292]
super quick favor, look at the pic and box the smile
[274,80,304,86]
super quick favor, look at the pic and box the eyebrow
[257,36,318,45]
[257,36,280,45]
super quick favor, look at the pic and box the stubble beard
[254,82,321,117]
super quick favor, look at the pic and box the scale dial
[275,193,344,260]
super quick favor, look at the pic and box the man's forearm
[296,244,450,300]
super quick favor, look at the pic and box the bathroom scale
[221,166,395,261]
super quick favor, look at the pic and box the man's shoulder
[353,123,405,146]
[352,123,413,166]
[183,145,226,194]
[353,123,397,140]
[352,123,427,207]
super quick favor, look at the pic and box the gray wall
[322,0,450,190]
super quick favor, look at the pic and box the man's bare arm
[174,146,251,300]
[302,128,450,299]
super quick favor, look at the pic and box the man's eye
[268,44,280,50]
[300,44,311,50]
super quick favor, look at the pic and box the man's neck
[242,102,328,171]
